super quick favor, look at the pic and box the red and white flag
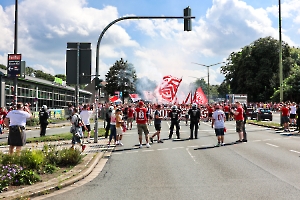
[158,75,182,102]
[184,92,191,104]
[193,87,208,105]
[109,96,119,102]
[129,94,141,102]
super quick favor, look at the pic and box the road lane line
[290,150,300,154]
[266,143,279,148]
[157,148,169,151]
[187,145,198,148]
[201,144,212,146]
[186,148,197,163]
[252,140,261,142]
[263,139,272,141]
[142,150,154,152]
[273,138,281,140]
[172,147,184,149]
[126,151,139,153]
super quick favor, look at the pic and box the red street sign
[7,54,22,78]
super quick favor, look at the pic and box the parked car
[251,108,273,121]
[245,107,254,119]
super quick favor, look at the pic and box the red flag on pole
[129,94,141,102]
[184,92,191,104]
[193,87,208,104]
[158,75,182,102]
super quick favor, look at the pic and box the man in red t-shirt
[223,104,230,121]
[280,104,290,132]
[135,101,150,148]
[231,101,245,142]
[127,105,134,130]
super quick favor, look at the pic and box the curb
[0,151,105,200]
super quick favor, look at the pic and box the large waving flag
[158,75,182,102]
[193,87,208,104]
[129,94,141,102]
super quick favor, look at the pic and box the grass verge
[247,120,281,128]
[0,128,105,146]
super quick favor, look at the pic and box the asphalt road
[37,119,300,200]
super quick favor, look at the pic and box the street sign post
[7,54,22,78]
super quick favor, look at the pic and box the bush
[13,169,41,186]
[57,148,82,166]
[20,149,44,170]
[43,145,59,165]
[0,164,24,192]
[26,118,40,126]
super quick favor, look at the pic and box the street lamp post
[191,62,225,102]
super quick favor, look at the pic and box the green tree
[190,78,208,94]
[0,64,6,70]
[105,58,137,101]
[55,74,66,81]
[217,81,231,98]
[25,66,35,76]
[221,36,292,102]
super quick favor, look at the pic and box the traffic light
[184,6,192,31]
[95,77,103,90]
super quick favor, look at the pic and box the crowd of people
[2,99,299,154]
[99,100,300,147]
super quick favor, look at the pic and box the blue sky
[0,0,299,89]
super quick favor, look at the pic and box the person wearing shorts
[212,104,226,146]
[150,105,163,143]
[281,104,290,132]
[115,108,124,146]
[135,101,150,148]
[231,101,244,142]
[80,105,93,143]
[127,105,134,130]
[4,103,32,154]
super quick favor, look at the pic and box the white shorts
[116,127,123,135]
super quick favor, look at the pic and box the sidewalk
[0,121,111,200]
[0,138,111,199]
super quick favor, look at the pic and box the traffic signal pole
[93,8,195,143]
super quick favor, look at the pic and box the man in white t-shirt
[80,105,93,143]
[290,102,297,126]
[211,104,226,146]
[4,103,32,154]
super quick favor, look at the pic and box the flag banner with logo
[158,75,182,102]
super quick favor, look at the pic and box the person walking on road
[4,103,32,154]
[80,105,93,143]
[188,103,201,139]
[115,108,124,146]
[127,105,134,130]
[169,105,181,139]
[211,104,226,146]
[296,104,300,133]
[108,108,117,147]
[231,101,244,142]
[39,105,49,137]
[150,104,164,143]
[135,101,150,148]
[105,106,114,138]
[70,108,86,152]
[280,104,290,132]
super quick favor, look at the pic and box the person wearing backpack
[70,107,86,152]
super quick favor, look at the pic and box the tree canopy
[105,58,137,99]
[220,36,297,102]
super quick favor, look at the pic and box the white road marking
[252,140,261,142]
[186,148,197,163]
[273,138,281,140]
[142,150,154,152]
[266,143,279,148]
[290,150,300,154]
[263,139,272,141]
[126,151,139,153]
[157,148,169,151]
[172,147,184,149]
[187,145,198,148]
[113,152,123,155]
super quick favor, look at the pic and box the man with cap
[188,103,201,139]
[212,104,226,146]
[39,105,49,137]
[231,101,244,142]
[135,101,150,148]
